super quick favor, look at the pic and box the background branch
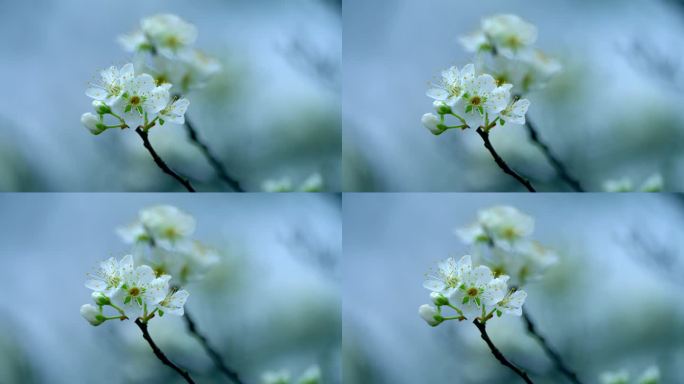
[183,117,245,192]
[473,319,534,384]
[135,319,196,384]
[522,309,583,384]
[523,118,584,192]
[183,310,245,384]
[475,127,537,192]
[135,127,196,192]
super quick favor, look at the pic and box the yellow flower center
[470,96,482,106]
[130,96,141,106]
[467,287,479,297]
[128,287,141,297]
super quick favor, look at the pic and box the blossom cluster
[261,365,321,384]
[455,205,558,287]
[460,14,562,93]
[117,205,220,286]
[422,63,530,135]
[82,63,190,135]
[422,14,561,136]
[419,255,527,327]
[119,14,221,94]
[80,254,189,326]
[600,365,660,384]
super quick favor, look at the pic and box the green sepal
[475,297,481,306]
[496,310,503,317]
[499,119,506,126]
[465,105,473,113]
[159,118,165,126]
[158,309,164,317]
[124,104,132,113]
[462,296,469,304]
[136,297,143,306]
[477,106,484,115]
[124,296,131,304]
[136,105,144,115]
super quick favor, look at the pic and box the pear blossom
[640,173,664,192]
[299,173,324,192]
[157,287,190,316]
[499,97,530,125]
[423,255,471,295]
[420,254,526,324]
[418,304,442,326]
[119,14,221,93]
[80,304,105,326]
[262,173,325,192]
[455,206,557,286]
[118,205,196,246]
[426,64,475,106]
[461,73,510,116]
[600,366,661,384]
[463,14,537,58]
[82,63,189,134]
[85,254,134,296]
[158,96,190,125]
[86,63,135,104]
[116,265,170,316]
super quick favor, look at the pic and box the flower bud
[430,291,449,306]
[81,113,106,135]
[92,100,111,114]
[418,304,443,327]
[421,113,446,135]
[80,304,105,326]
[433,100,452,115]
[91,291,111,306]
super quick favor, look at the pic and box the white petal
[423,279,446,292]
[456,255,472,277]
[471,265,494,286]
[426,88,448,100]
[85,87,107,100]
[85,279,107,291]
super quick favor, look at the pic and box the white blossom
[86,63,135,104]
[140,14,197,57]
[262,370,291,384]
[423,255,471,295]
[480,14,537,58]
[426,64,475,106]
[297,366,321,384]
[85,255,134,296]
[157,287,190,316]
[499,97,530,125]
[600,370,630,384]
[118,205,196,246]
[115,265,170,318]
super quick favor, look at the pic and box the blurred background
[343,0,684,191]
[343,193,684,383]
[0,193,341,383]
[0,0,340,191]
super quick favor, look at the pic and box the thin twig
[522,309,583,384]
[183,117,244,192]
[183,310,245,384]
[475,127,536,192]
[523,118,584,192]
[135,319,196,384]
[473,319,534,384]
[135,127,196,192]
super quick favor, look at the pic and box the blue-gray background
[0,193,341,383]
[343,0,684,191]
[343,193,684,383]
[0,0,340,191]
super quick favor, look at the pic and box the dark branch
[522,310,583,384]
[473,319,534,384]
[183,310,245,384]
[135,127,196,192]
[475,127,537,192]
[523,118,584,192]
[135,319,196,384]
[183,117,244,192]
